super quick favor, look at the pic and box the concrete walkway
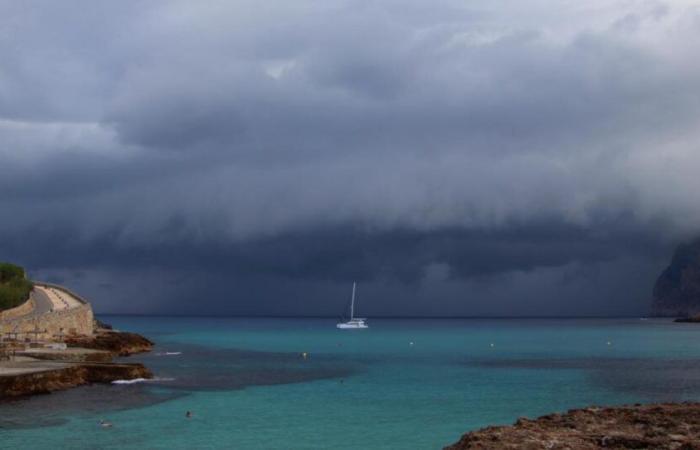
[0,357,72,376]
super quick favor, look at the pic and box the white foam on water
[112,378,149,385]
[111,377,175,385]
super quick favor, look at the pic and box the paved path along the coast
[6,286,82,321]
[29,288,53,317]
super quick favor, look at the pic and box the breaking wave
[111,377,175,385]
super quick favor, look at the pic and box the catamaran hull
[336,323,368,329]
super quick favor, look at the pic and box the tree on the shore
[0,262,33,311]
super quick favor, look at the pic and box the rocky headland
[445,402,700,449]
[1,267,155,399]
[675,316,700,323]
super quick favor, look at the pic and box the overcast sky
[1,0,699,316]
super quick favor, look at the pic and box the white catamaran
[336,282,368,329]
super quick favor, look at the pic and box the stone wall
[0,297,34,321]
[0,285,94,341]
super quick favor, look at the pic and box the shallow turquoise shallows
[3,317,700,449]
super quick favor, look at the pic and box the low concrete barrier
[32,281,89,305]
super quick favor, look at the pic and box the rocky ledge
[0,362,152,398]
[445,403,700,449]
[65,330,154,357]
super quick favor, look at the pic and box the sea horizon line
[95,313,661,320]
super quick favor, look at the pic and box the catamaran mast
[351,282,356,319]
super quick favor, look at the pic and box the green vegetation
[0,262,33,311]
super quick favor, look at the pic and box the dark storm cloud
[1,0,699,315]
[2,222,663,281]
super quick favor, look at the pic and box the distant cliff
[652,238,700,317]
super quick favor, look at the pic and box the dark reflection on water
[468,357,700,401]
[0,343,359,430]
[131,343,360,391]
[0,384,183,429]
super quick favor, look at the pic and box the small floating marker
[302,352,308,359]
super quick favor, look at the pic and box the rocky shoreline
[1,329,154,399]
[444,402,700,449]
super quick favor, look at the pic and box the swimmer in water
[186,411,192,418]
[99,419,113,428]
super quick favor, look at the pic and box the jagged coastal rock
[652,238,700,317]
[66,330,154,357]
[444,403,700,449]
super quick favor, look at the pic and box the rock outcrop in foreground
[445,403,700,449]
[652,238,700,317]
[0,362,152,398]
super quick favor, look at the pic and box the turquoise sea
[3,317,700,449]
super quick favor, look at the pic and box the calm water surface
[2,317,700,449]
